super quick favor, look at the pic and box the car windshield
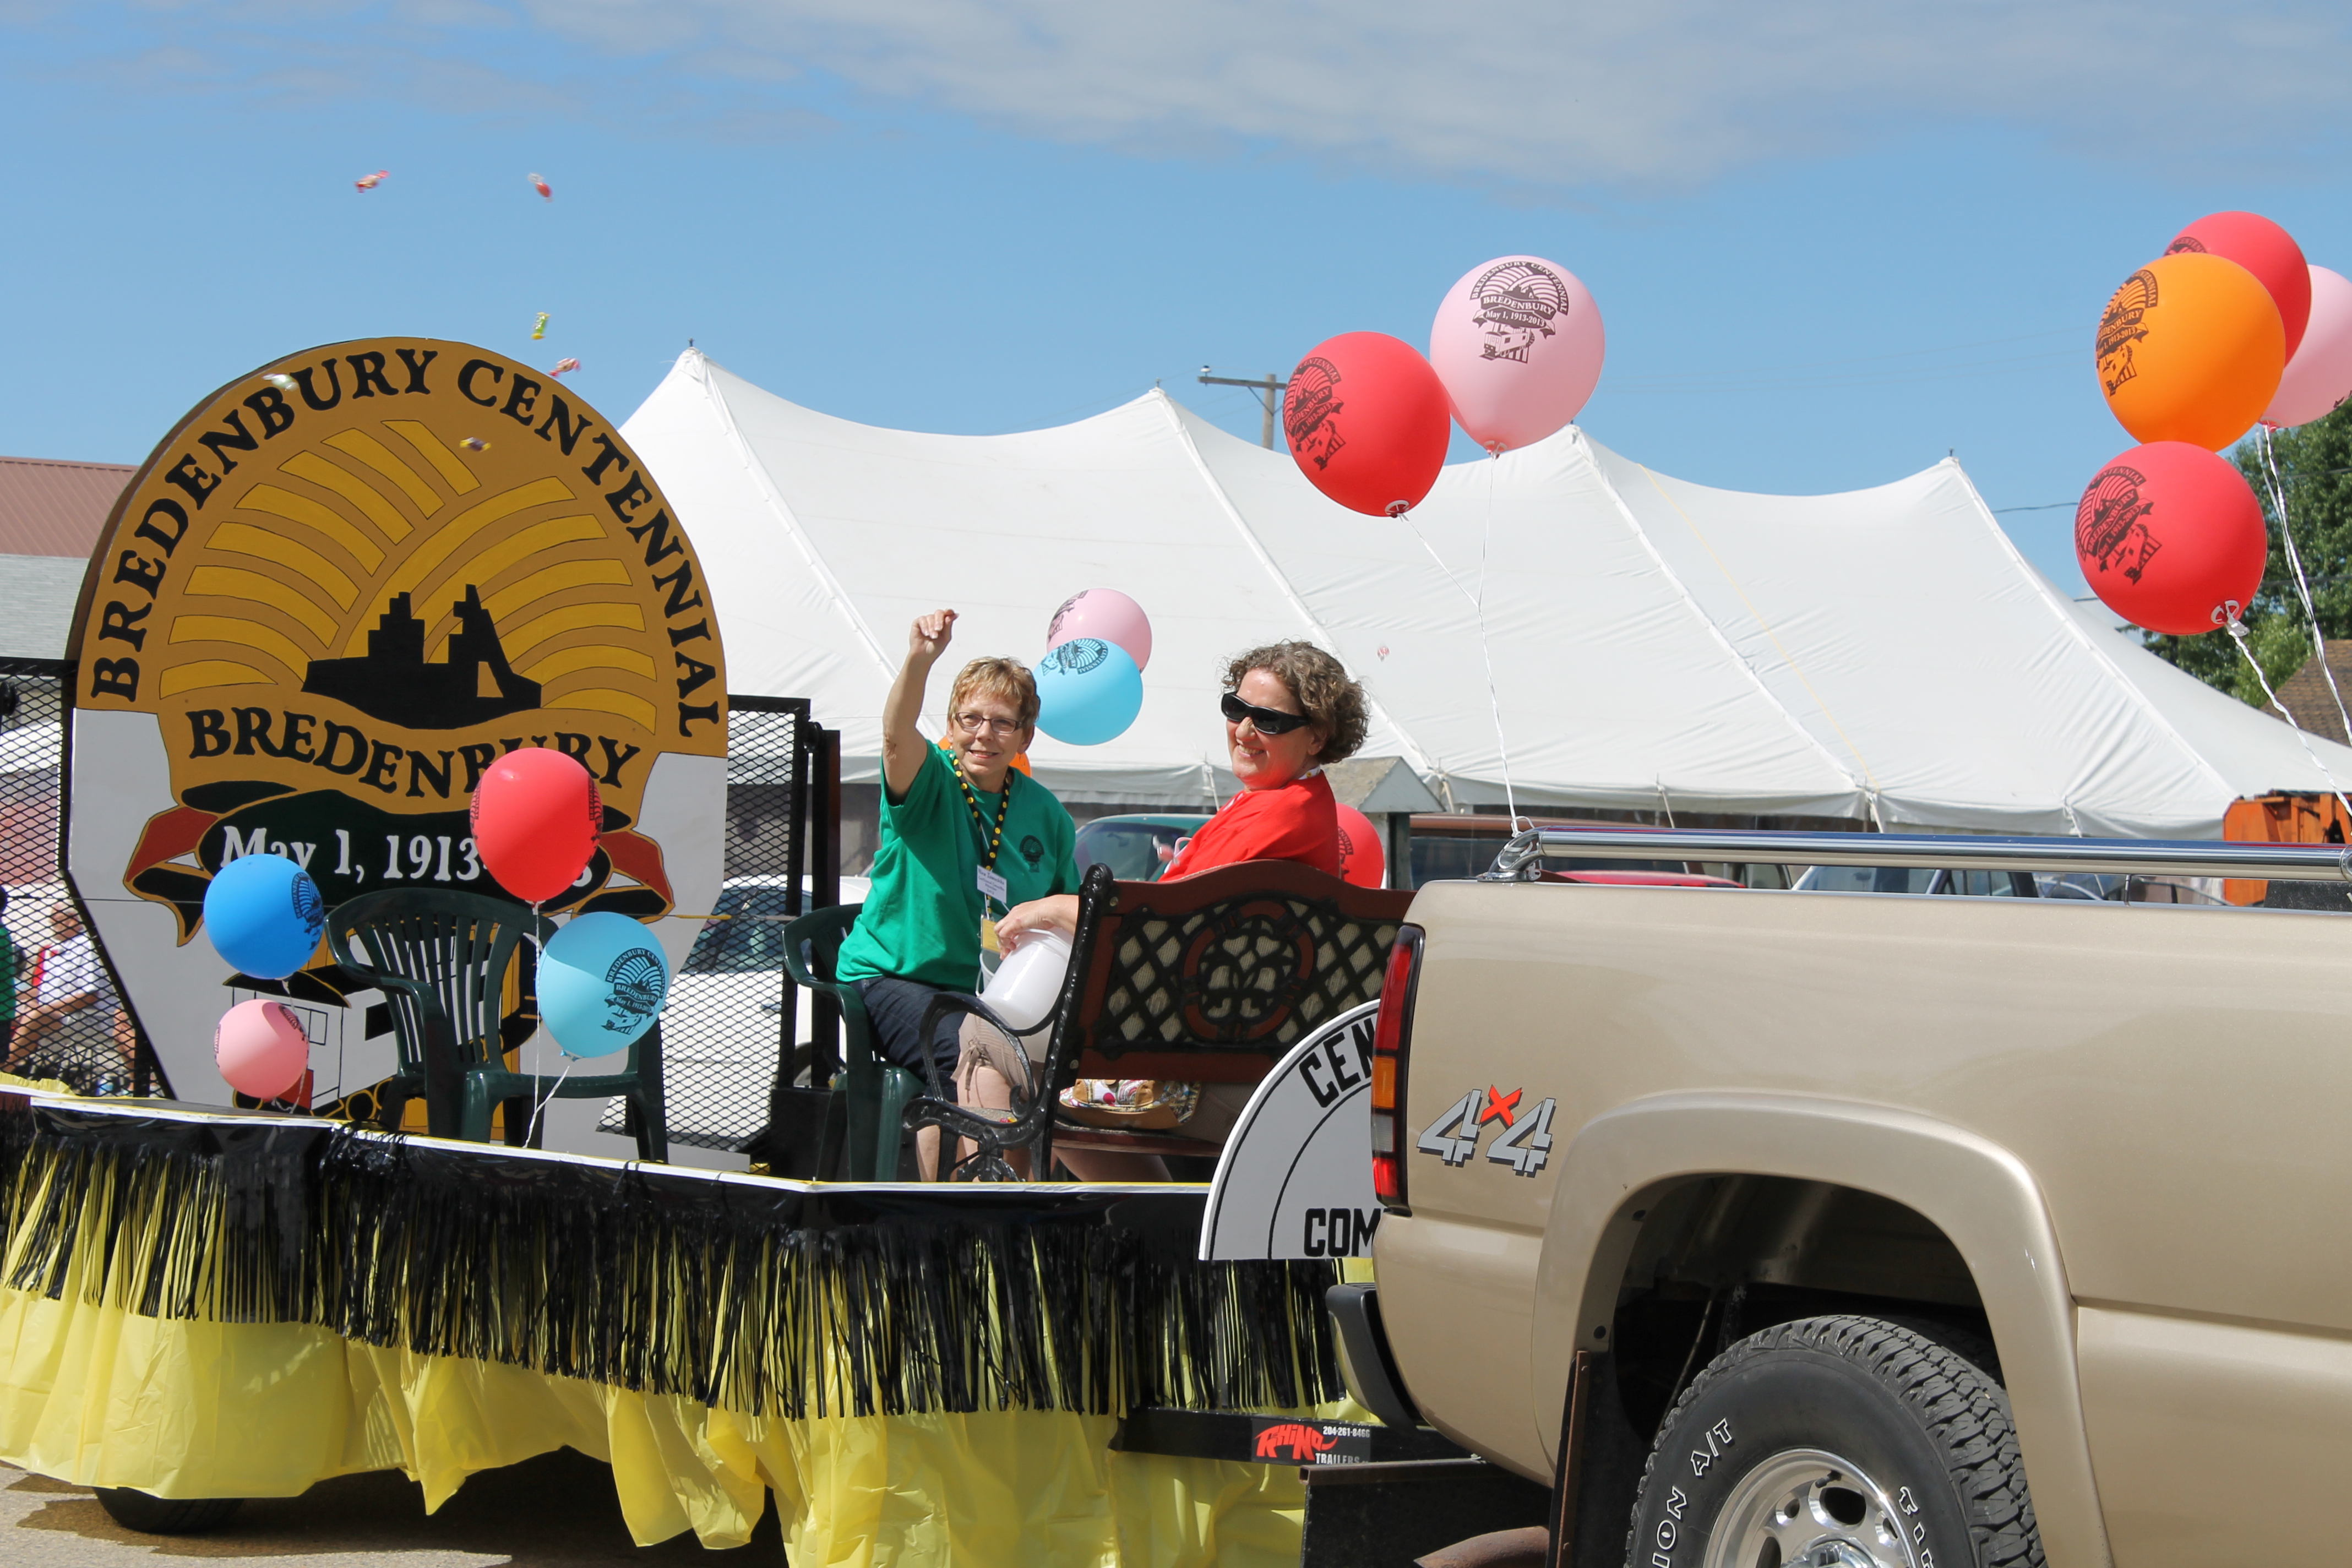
[682,886,802,973]
[1076,820,1194,881]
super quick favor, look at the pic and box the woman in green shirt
[834,611,1079,1173]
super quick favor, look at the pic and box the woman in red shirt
[968,641,1370,1177]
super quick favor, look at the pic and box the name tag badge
[977,866,1009,903]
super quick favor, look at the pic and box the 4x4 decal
[1414,1086,1556,1177]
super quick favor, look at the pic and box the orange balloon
[2097,252,2284,450]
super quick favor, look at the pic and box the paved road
[0,1453,782,1566]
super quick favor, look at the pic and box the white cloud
[23,0,2352,186]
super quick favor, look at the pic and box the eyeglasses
[1220,692,1313,735]
[951,712,1025,738]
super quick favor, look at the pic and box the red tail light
[1369,924,1424,1213]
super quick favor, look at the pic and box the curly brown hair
[1223,642,1368,765]
[948,657,1040,729]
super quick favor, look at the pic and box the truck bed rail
[1487,827,2352,884]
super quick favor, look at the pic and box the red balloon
[469,747,603,903]
[1283,332,1452,517]
[2074,442,2267,635]
[2169,212,2311,361]
[1334,803,1387,888]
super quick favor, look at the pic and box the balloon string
[1396,461,1521,829]
[524,898,553,1144]
[2256,426,2352,744]
[527,1055,575,1147]
[2226,616,2352,820]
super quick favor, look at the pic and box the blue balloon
[1035,637,1143,745]
[203,853,325,981]
[538,912,669,1057]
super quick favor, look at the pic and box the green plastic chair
[778,902,922,1182]
[326,888,667,1161]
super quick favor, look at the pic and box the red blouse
[1164,771,1341,880]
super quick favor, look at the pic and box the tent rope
[1390,455,1520,826]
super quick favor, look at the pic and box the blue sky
[4,1,2349,597]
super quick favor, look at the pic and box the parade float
[0,336,1397,1564]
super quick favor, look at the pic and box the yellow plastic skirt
[0,1087,1380,1565]
[0,1281,1344,1564]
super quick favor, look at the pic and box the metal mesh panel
[603,697,812,1151]
[1,661,135,1095]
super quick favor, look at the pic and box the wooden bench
[908,859,1413,1178]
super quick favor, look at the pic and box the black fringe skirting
[0,1098,1344,1421]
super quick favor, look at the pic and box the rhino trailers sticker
[1415,1083,1557,1177]
[1249,1417,1374,1466]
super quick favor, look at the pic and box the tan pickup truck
[1333,826,2352,1568]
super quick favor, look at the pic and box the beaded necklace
[951,755,1015,906]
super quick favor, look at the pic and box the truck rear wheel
[1621,1315,2040,1568]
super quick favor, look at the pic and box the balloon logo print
[1469,260,1572,364]
[602,947,666,1036]
[1284,357,1346,471]
[1047,595,1082,643]
[291,874,324,940]
[2099,270,2157,396]
[2075,466,2160,584]
[1046,638,1109,676]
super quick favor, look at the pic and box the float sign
[64,337,726,1144]
[1199,1000,1382,1261]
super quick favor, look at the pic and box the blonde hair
[1224,642,1368,764]
[948,657,1040,728]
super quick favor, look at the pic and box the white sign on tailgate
[1198,1000,1383,1261]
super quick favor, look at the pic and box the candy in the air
[354,170,388,192]
[531,312,549,340]
[529,172,552,201]
[459,437,489,452]
[264,373,296,393]
[1376,644,1390,661]
[552,358,580,377]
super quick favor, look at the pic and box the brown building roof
[2274,640,2352,745]
[0,455,135,558]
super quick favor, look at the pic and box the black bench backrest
[1053,859,1415,1086]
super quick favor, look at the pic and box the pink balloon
[1429,255,1605,452]
[1045,589,1152,672]
[2265,266,2352,429]
[215,999,308,1101]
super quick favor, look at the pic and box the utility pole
[1198,367,1289,450]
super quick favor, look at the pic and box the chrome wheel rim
[1700,1447,1919,1568]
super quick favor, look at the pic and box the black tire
[91,1487,244,1535]
[1623,1315,2040,1568]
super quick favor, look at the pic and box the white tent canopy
[623,350,2352,838]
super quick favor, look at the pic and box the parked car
[1074,814,1211,881]
[1407,814,1788,890]
[1791,864,2226,902]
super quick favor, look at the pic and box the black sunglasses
[1220,692,1313,734]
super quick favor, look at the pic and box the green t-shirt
[836,744,1080,992]
[0,926,13,1023]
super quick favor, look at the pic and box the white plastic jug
[981,930,1072,1033]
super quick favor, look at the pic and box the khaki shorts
[953,1016,1046,1106]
